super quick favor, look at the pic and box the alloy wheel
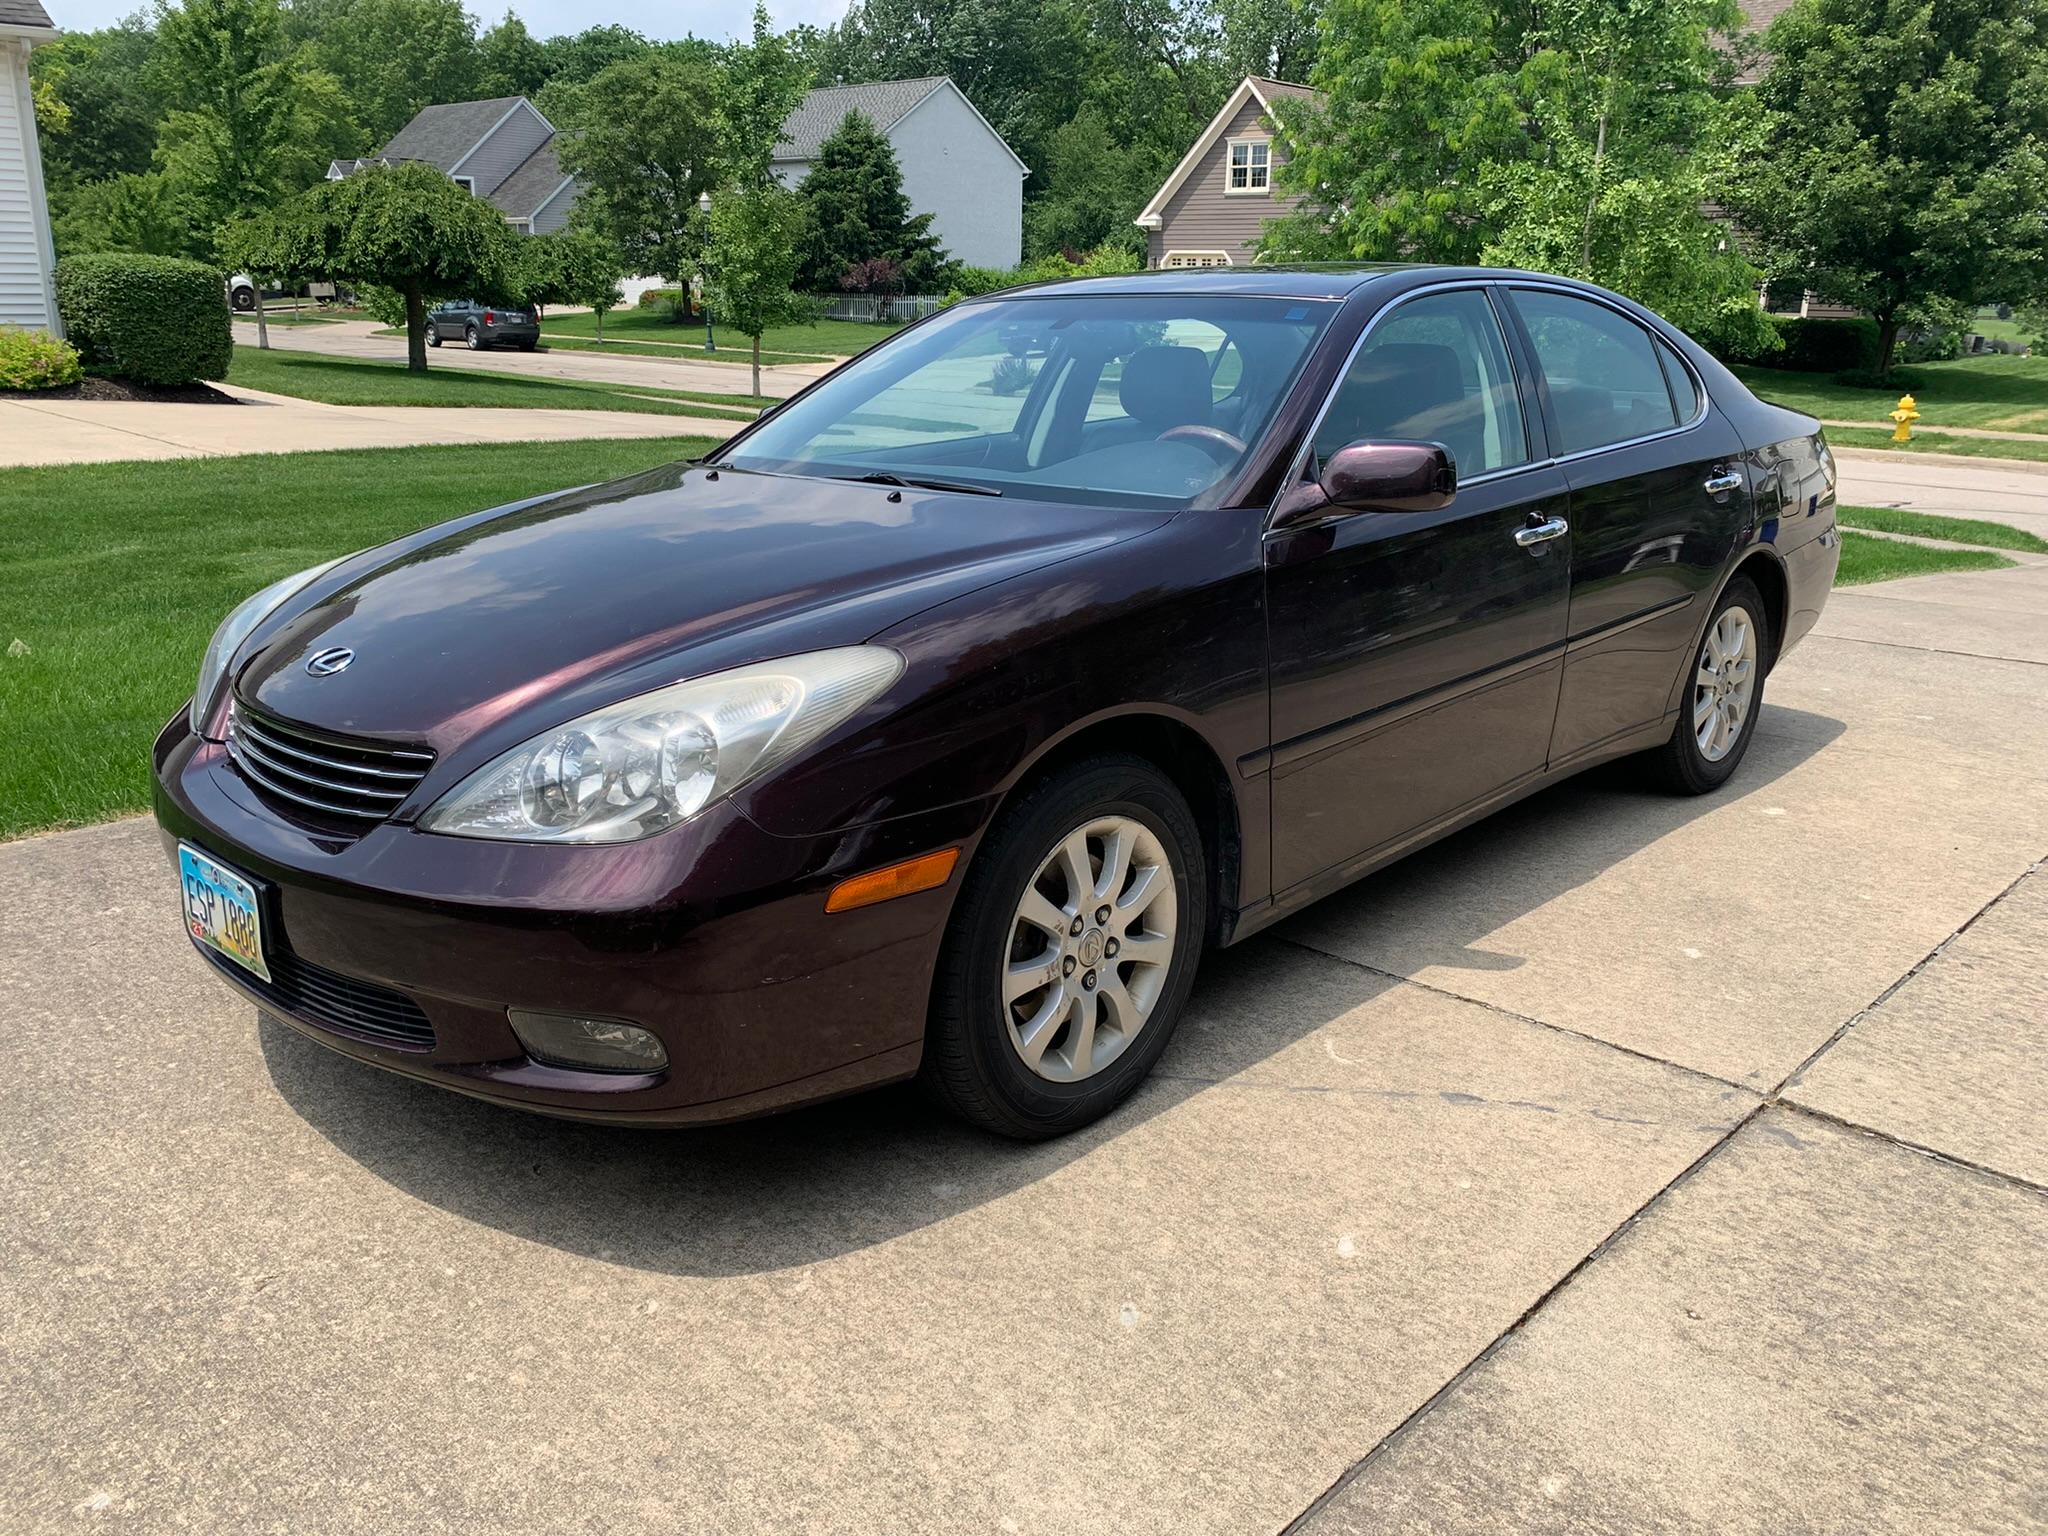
[1002,815,1179,1083]
[1693,603,1758,762]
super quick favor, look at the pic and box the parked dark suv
[159,266,1839,1139]
[425,298,539,351]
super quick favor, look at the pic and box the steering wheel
[1156,424,1248,462]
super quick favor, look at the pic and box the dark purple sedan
[156,267,1840,1138]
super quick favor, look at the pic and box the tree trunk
[1875,312,1900,378]
[405,287,428,373]
[254,279,271,352]
[751,333,761,399]
[595,306,604,344]
[1580,72,1616,275]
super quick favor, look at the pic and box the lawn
[1834,530,2016,586]
[0,436,715,839]
[232,311,341,326]
[1836,505,2048,553]
[539,310,907,360]
[1821,426,2048,464]
[228,349,765,422]
[1732,352,2048,434]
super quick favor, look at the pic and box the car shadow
[259,703,1845,1278]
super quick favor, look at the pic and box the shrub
[54,253,232,385]
[1773,317,1880,374]
[637,286,688,314]
[989,354,1038,396]
[949,265,1018,297]
[0,329,85,391]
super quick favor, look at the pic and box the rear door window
[1511,289,1680,455]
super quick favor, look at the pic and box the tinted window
[1312,290,1528,478]
[1657,337,1701,420]
[730,295,1335,508]
[1513,289,1679,455]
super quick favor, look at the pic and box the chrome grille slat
[226,704,434,826]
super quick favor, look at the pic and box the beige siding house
[1134,77,1319,269]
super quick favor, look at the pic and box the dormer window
[1226,139,1270,195]
[452,175,475,195]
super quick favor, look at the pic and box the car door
[1264,286,1571,894]
[1503,286,1753,766]
[427,303,451,339]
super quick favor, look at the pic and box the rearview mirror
[1272,440,1457,529]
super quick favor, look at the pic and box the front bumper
[154,714,983,1125]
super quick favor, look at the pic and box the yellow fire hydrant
[1890,393,1920,443]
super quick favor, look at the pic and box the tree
[50,172,199,261]
[150,0,351,250]
[795,112,948,292]
[556,53,722,296]
[715,3,812,187]
[304,0,480,146]
[1022,106,1161,260]
[515,228,626,340]
[30,21,165,190]
[705,183,813,396]
[1725,0,2048,376]
[477,12,547,98]
[233,161,515,370]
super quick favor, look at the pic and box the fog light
[508,1010,668,1073]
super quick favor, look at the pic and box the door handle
[1514,516,1569,547]
[1704,470,1744,495]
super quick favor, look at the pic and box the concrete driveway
[240,318,835,398]
[3,563,2044,1533]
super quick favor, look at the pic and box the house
[771,76,1026,271]
[341,76,1026,273]
[1134,76,1319,269]
[328,95,576,234]
[0,0,59,332]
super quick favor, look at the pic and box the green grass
[0,436,716,839]
[232,310,340,326]
[1733,352,2048,434]
[1822,425,2048,464]
[227,349,763,422]
[540,309,903,359]
[1836,504,2048,553]
[1834,530,2016,586]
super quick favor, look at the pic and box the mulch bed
[1,377,239,405]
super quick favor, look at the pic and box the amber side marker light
[825,848,961,913]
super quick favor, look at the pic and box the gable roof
[775,77,950,160]
[1135,76,1321,228]
[378,96,533,171]
[0,0,56,29]
[489,135,572,220]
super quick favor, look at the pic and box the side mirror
[1272,439,1457,529]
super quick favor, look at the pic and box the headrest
[1119,346,1214,431]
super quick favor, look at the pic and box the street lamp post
[697,189,716,354]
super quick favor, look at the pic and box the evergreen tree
[794,112,947,291]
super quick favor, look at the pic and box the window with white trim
[1161,251,1233,269]
[1226,138,1270,194]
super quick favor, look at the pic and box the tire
[1645,576,1770,794]
[230,286,256,312]
[465,325,485,351]
[425,327,441,348]
[922,754,1207,1139]
[517,338,538,352]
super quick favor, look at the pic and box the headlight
[189,558,347,737]
[419,646,904,844]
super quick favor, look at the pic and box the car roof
[984,264,1620,303]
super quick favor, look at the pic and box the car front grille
[226,704,434,825]
[201,943,436,1051]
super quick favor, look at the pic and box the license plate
[178,843,270,983]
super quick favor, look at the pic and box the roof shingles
[0,0,56,28]
[774,77,948,160]
[377,97,525,171]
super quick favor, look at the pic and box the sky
[48,0,849,44]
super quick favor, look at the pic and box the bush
[1774,317,1880,373]
[0,329,85,391]
[949,265,1019,297]
[54,253,232,385]
[989,354,1039,396]
[637,286,687,313]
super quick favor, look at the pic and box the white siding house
[772,77,1026,271]
[0,0,59,333]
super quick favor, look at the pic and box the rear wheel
[923,755,1206,1139]
[465,324,485,350]
[425,326,442,348]
[1645,576,1769,794]
[517,338,538,352]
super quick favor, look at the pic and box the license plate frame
[178,842,271,983]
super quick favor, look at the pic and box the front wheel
[1645,576,1769,794]
[425,326,441,348]
[923,755,1207,1139]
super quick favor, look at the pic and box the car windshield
[724,293,1338,508]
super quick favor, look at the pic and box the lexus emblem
[305,646,355,677]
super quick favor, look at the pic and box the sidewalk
[0,385,739,468]
[1834,447,2048,538]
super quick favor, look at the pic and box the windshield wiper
[846,471,1003,498]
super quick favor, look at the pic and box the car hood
[235,462,1168,753]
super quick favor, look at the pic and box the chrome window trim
[1503,281,1711,463]
[1269,280,1544,525]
